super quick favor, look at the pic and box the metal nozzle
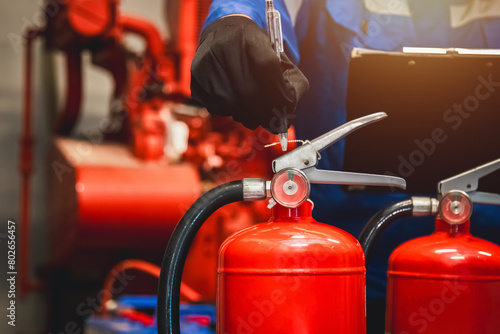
[279,133,288,151]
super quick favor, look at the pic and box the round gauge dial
[271,169,310,208]
[440,191,473,225]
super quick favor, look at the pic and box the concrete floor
[0,1,165,333]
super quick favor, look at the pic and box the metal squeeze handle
[268,112,407,208]
[272,112,407,190]
[439,158,500,205]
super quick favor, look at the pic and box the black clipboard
[343,47,500,194]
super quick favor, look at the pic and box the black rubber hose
[158,181,244,334]
[359,200,413,260]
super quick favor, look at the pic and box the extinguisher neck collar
[271,200,314,221]
[435,217,471,235]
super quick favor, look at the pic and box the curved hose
[158,181,244,334]
[358,200,413,259]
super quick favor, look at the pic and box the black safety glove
[191,16,309,134]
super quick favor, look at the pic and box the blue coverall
[203,0,500,331]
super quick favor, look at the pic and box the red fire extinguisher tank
[386,218,500,334]
[217,201,366,334]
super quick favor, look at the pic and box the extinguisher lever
[273,112,388,173]
[438,157,500,205]
[268,112,406,208]
[468,191,500,206]
[303,168,406,189]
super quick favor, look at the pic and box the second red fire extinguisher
[360,158,500,334]
[157,112,407,334]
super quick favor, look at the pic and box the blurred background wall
[0,1,165,333]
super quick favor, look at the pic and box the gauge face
[271,169,310,208]
[440,191,473,225]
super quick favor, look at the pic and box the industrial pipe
[120,15,165,64]
[55,50,83,135]
[20,28,43,298]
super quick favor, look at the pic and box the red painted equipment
[67,0,117,37]
[20,28,43,297]
[380,159,500,334]
[386,218,500,334]
[218,201,366,333]
[157,112,407,334]
[48,138,201,262]
[21,0,276,305]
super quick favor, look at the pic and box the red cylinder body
[386,218,500,334]
[217,201,366,334]
[49,138,201,263]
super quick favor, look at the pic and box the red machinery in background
[20,0,281,320]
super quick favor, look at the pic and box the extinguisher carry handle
[438,157,500,205]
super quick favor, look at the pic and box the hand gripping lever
[268,112,407,208]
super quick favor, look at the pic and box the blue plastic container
[85,296,216,334]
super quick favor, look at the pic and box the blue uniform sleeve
[202,0,302,64]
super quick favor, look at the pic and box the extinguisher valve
[268,112,407,208]
[437,157,500,224]
[439,191,473,225]
[270,169,311,208]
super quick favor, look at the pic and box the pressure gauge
[439,190,473,225]
[270,168,310,208]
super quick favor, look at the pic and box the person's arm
[190,0,308,134]
[203,0,301,64]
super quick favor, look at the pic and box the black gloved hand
[191,16,309,134]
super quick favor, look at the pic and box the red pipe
[55,50,83,135]
[20,28,43,298]
[177,0,197,96]
[119,15,165,64]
